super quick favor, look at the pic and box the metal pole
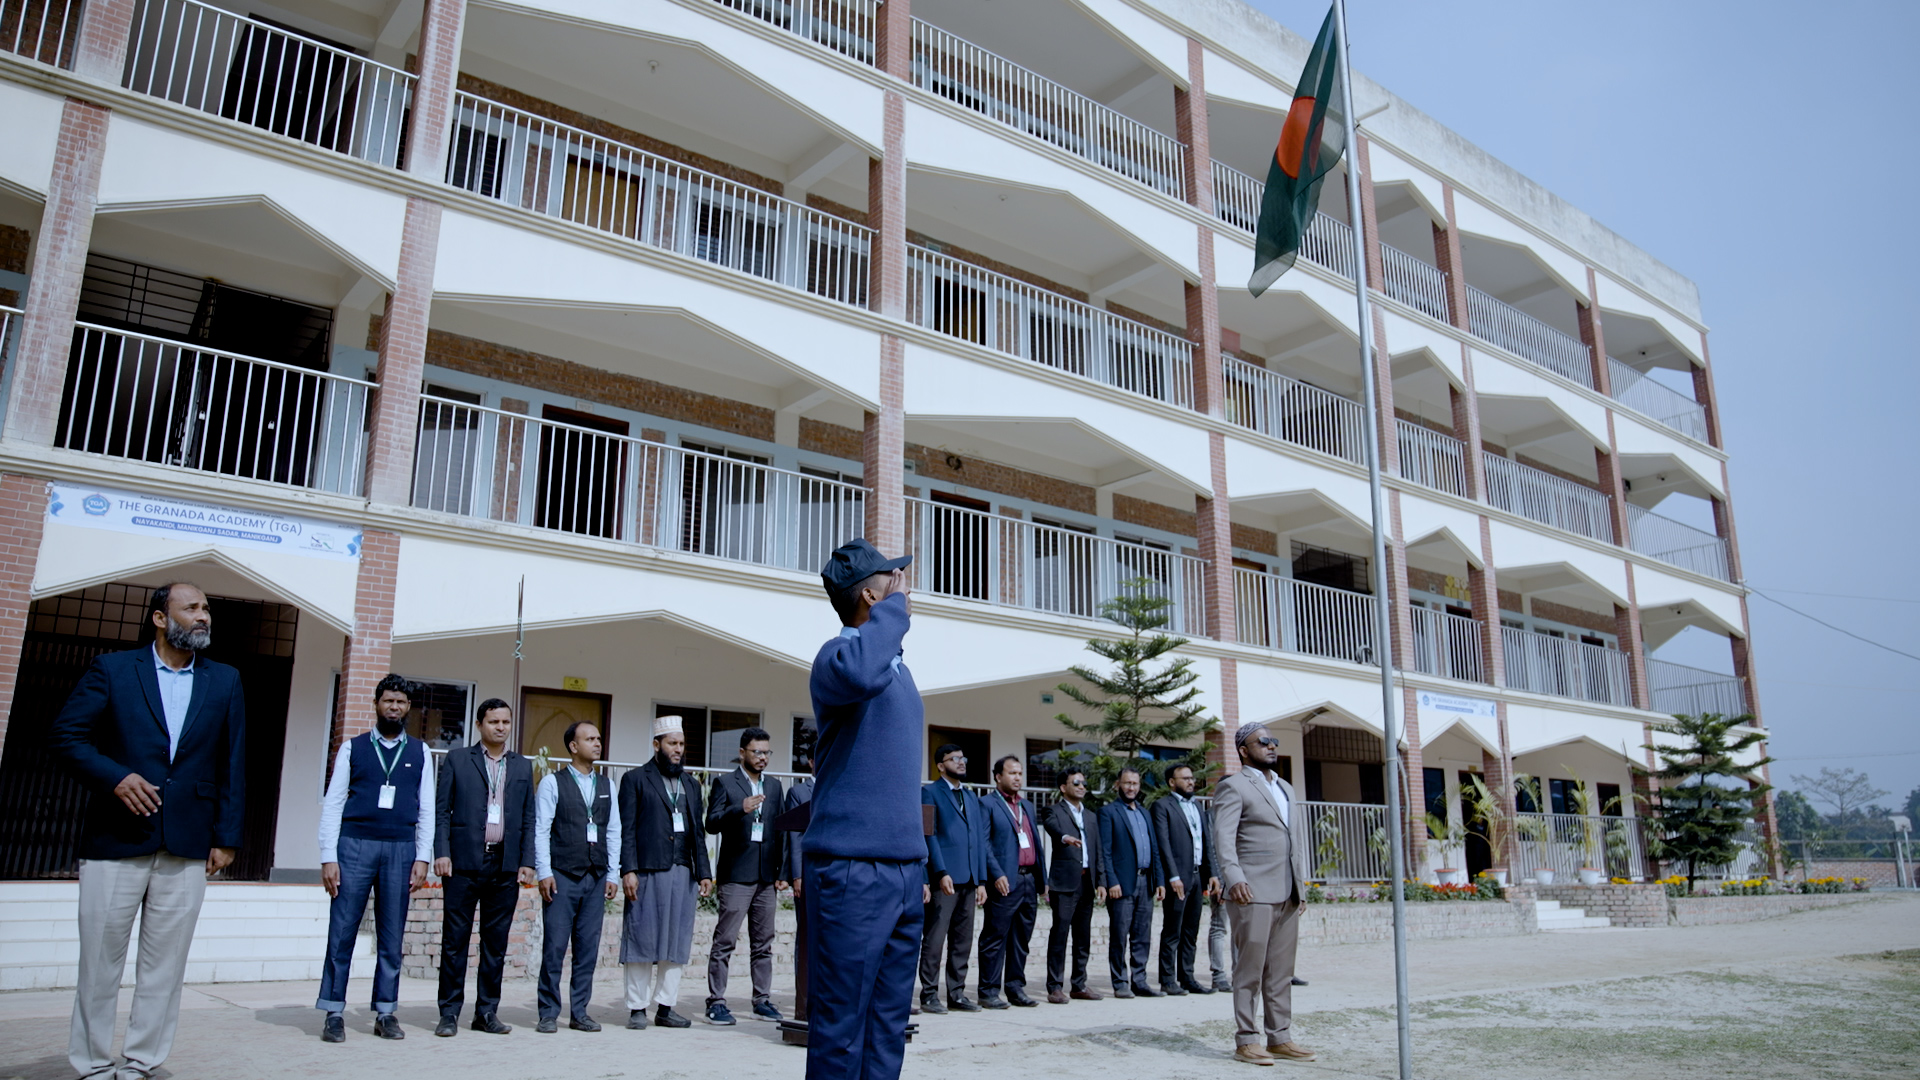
[1332,1,1413,1076]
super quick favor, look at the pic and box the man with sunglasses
[1041,768,1101,1004]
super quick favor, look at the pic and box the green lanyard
[372,736,406,783]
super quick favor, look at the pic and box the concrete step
[1537,903,1612,930]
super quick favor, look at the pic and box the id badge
[487,803,503,826]
[377,784,397,810]
[672,811,686,833]
[1017,829,1031,849]
[587,822,599,843]
[751,821,765,843]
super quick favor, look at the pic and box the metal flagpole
[512,575,525,746]
[1332,0,1413,1075]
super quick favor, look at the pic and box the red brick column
[1690,334,1724,450]
[1584,272,1632,549]
[1482,730,1516,869]
[1473,516,1506,687]
[329,528,402,771]
[1402,683,1427,877]
[1356,137,1384,291]
[1434,186,1470,332]
[1616,563,1651,711]
[0,473,49,748]
[873,0,910,79]
[403,0,468,179]
[862,341,905,554]
[1450,347,1486,501]
[70,0,136,82]
[363,198,442,506]
[1175,39,1212,216]
[860,84,907,554]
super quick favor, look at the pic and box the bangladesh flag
[1249,6,1348,297]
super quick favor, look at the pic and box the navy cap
[821,538,912,599]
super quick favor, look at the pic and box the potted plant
[1566,769,1614,885]
[1425,811,1471,885]
[1466,772,1548,885]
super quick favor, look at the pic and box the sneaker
[705,1003,736,1026]
[373,1014,405,1040]
[321,1014,345,1043]
[751,1000,783,1023]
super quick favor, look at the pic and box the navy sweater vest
[341,734,425,843]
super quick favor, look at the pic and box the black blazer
[618,761,713,881]
[782,777,814,883]
[981,789,1047,890]
[434,744,537,873]
[50,647,247,862]
[1043,799,1100,894]
[706,768,786,885]
[1151,794,1215,890]
[1096,800,1160,896]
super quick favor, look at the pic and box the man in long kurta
[617,715,714,1030]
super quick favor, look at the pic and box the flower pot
[1487,868,1509,887]
[1578,868,1603,886]
[1435,868,1466,886]
[1534,868,1555,886]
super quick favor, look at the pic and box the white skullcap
[652,714,684,738]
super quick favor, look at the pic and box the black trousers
[977,869,1037,996]
[1157,874,1206,990]
[1106,871,1152,992]
[919,881,977,999]
[438,849,519,1017]
[1046,871,1095,993]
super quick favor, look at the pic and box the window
[790,716,816,774]
[1548,778,1577,816]
[1597,782,1622,817]
[655,703,762,771]
[400,677,476,750]
[1291,540,1370,594]
[1025,738,1096,790]
[925,491,992,601]
[1515,779,1541,815]
[535,405,630,539]
[679,440,771,563]
[1031,516,1096,617]
[1424,766,1448,823]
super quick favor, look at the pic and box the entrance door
[1458,769,1492,878]
[520,687,612,762]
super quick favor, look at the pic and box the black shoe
[1163,984,1189,996]
[979,993,1010,1010]
[919,994,948,1015]
[1112,986,1136,999]
[1007,992,1038,1008]
[1134,986,1165,998]
[321,1015,345,1043]
[570,1015,601,1032]
[374,1014,405,1040]
[435,1015,458,1038]
[705,1003,736,1026]
[752,1000,783,1023]
[1292,976,1309,987]
[1211,979,1233,994]
[655,1006,692,1029]
[1181,981,1215,996]
[947,994,983,1013]
[536,1016,557,1034]
[627,1009,649,1030]
[471,1013,512,1034]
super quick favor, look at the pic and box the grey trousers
[1227,899,1301,1047]
[70,854,209,1080]
[707,881,778,1007]
[1209,897,1232,983]
[918,882,977,999]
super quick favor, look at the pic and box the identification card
[377,784,397,810]
[672,811,686,833]
[487,803,503,825]
[1017,829,1031,849]
[587,822,598,843]
[751,821,765,843]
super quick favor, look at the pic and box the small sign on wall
[562,676,589,692]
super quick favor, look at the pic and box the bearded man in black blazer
[703,726,787,1025]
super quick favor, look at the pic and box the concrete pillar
[1614,568,1651,711]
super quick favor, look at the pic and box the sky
[1242,0,1920,810]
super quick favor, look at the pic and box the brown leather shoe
[1069,988,1102,1001]
[1047,990,1069,1004]
[1233,1044,1275,1066]
[1267,1042,1316,1062]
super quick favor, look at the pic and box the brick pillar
[1384,490,1412,669]
[1586,270,1631,548]
[1355,137,1384,291]
[328,528,402,773]
[1473,516,1505,686]
[0,473,49,748]
[1729,619,1760,722]
[1482,731,1516,869]
[1690,333,1723,450]
[873,0,910,79]
[1175,39,1212,215]
[1594,437,1630,548]
[1402,683,1428,877]
[1371,309,1397,475]
[862,343,905,554]
[363,198,443,505]
[4,100,110,445]
[403,0,468,179]
[860,85,908,554]
[1434,186,1470,332]
[1615,565,1651,711]
[1451,344,1487,496]
[1194,439,1234,642]
[70,0,136,82]
[1576,291,1612,395]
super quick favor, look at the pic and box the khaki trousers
[69,853,209,1080]
[1226,898,1300,1048]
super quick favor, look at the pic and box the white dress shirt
[151,645,194,761]
[1262,772,1291,828]
[317,733,436,865]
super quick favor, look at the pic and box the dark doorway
[925,726,988,785]
[535,405,630,540]
[1458,769,1492,878]
[926,491,991,601]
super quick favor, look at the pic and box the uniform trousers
[316,835,412,1014]
[917,880,977,1000]
[538,869,605,1021]
[69,853,208,1080]
[1044,871,1095,993]
[1227,899,1301,1047]
[976,868,1037,997]
[1105,871,1153,992]
[437,847,518,1018]
[803,856,922,1080]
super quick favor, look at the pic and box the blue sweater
[805,594,927,863]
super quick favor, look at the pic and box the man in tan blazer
[1213,722,1315,1066]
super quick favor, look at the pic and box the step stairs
[1534,898,1611,930]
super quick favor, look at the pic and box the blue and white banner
[46,483,361,562]
[1415,690,1497,728]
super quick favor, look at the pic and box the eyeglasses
[1253,737,1279,748]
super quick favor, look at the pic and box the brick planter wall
[1800,861,1910,887]
[1296,900,1531,945]
[1667,893,1881,927]
[1534,883,1668,927]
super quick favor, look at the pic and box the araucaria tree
[1055,577,1217,806]
[1645,712,1772,889]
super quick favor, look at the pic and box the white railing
[1209,162,1358,280]
[1395,420,1469,497]
[1647,659,1747,718]
[903,496,1207,637]
[1234,569,1377,666]
[124,0,414,168]
[1223,358,1365,463]
[58,323,372,494]
[1624,503,1731,581]
[707,0,875,64]
[910,19,1185,199]
[1500,626,1631,706]
[1484,454,1613,542]
[2,0,81,66]
[1514,813,1651,881]
[906,246,1193,408]
[0,305,19,360]
[1407,606,1485,683]
[412,396,865,574]
[1606,356,1709,442]
[1379,243,1450,323]
[1464,284,1594,388]
[1302,801,1396,882]
[448,93,873,309]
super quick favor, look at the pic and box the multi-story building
[0,0,1767,972]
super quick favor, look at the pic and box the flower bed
[1305,875,1505,904]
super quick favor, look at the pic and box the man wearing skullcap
[616,715,713,1030]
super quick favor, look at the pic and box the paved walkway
[2,894,1913,1079]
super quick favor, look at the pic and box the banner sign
[47,483,361,562]
[1415,690,1497,728]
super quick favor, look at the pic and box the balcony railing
[905,246,1193,408]
[1407,606,1485,683]
[1647,659,1746,718]
[1624,503,1731,581]
[58,324,372,495]
[1606,356,1709,442]
[708,0,875,64]
[1223,358,1365,464]
[1379,243,1449,323]
[903,496,1207,637]
[124,0,414,168]
[448,93,873,309]
[1484,454,1613,542]
[1500,625,1631,706]
[1395,419,1469,498]
[2,0,80,66]
[0,305,19,359]
[1209,162,1357,280]
[412,396,865,574]
[1513,813,1652,881]
[1464,284,1594,388]
[1301,800,1396,882]
[909,19,1185,200]
[1234,569,1376,666]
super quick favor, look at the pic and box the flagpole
[1332,1,1413,1076]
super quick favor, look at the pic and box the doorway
[519,686,613,761]
[926,725,989,785]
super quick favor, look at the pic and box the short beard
[654,749,683,778]
[164,619,211,652]
[376,715,406,738]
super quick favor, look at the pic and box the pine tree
[1645,712,1773,889]
[1054,577,1218,806]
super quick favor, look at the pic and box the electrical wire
[1750,588,1920,664]
[1755,585,1920,605]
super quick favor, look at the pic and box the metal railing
[707,0,875,64]
[1223,357,1365,464]
[1407,606,1485,683]
[909,19,1185,199]
[124,0,414,168]
[0,305,19,361]
[906,246,1193,408]
[1234,569,1377,666]
[57,323,372,494]
[1513,813,1652,881]
[448,93,873,309]
[1484,453,1613,542]
[2,0,81,66]
[1395,419,1469,497]
[1500,625,1631,706]
[902,496,1208,637]
[1464,284,1594,388]
[1209,162,1357,280]
[1647,658,1746,718]
[1624,503,1731,581]
[1606,356,1709,442]
[1379,243,1450,323]
[412,395,865,573]
[1302,800,1395,882]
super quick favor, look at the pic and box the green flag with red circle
[1249,7,1347,297]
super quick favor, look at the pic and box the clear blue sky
[1243,0,1920,810]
